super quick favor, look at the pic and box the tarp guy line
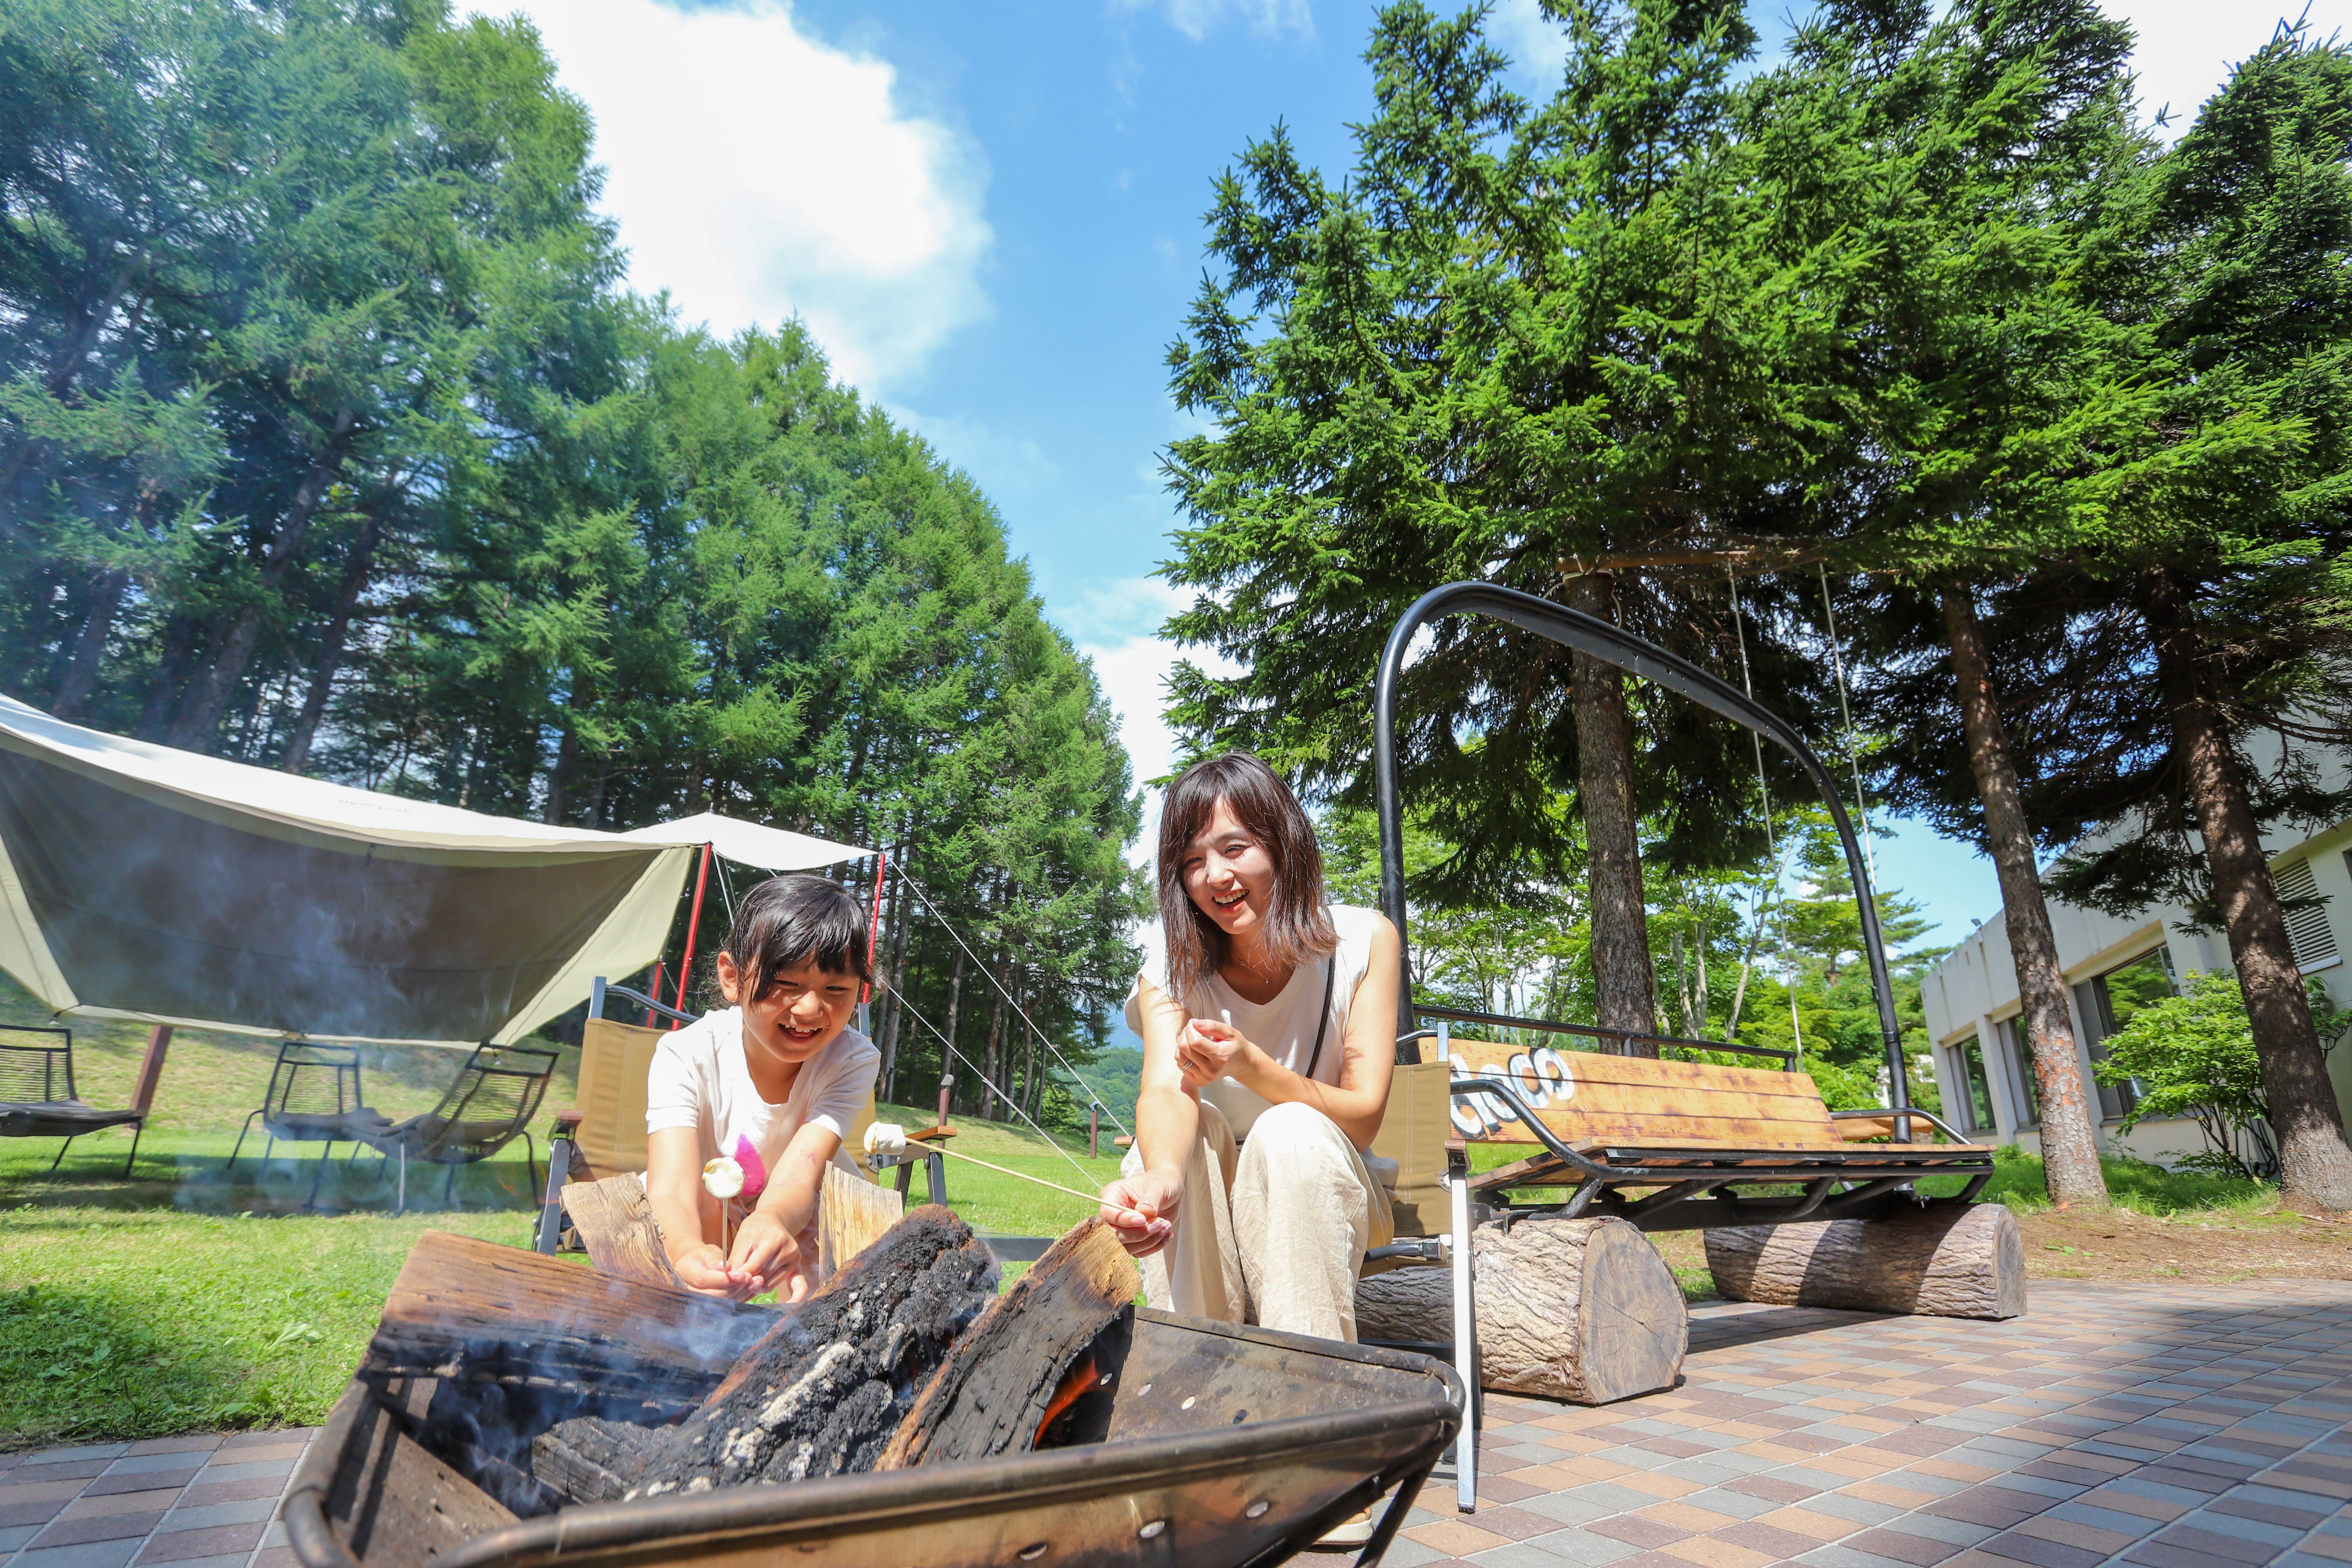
[901,873,1134,1138]
[875,977,1103,1191]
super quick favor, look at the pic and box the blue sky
[500,0,2345,951]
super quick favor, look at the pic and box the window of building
[1948,1036,1995,1134]
[2277,858,2339,972]
[2075,947,2172,1119]
[1995,1016,2039,1128]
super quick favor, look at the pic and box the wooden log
[1704,1202,2026,1319]
[579,1204,997,1500]
[321,1387,516,1568]
[561,1172,684,1287]
[1354,1215,1686,1405]
[879,1216,1139,1469]
[366,1231,769,1401]
[819,1162,904,1281]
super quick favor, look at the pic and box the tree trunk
[1942,590,2109,1208]
[49,567,128,719]
[2140,569,2352,1212]
[1704,1203,2026,1319]
[981,993,1005,1120]
[169,409,358,747]
[1354,1216,1684,1403]
[280,514,383,775]
[1566,571,1658,1045]
[940,946,967,1116]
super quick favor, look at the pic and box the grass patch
[0,1095,1117,1447]
[1914,1145,2277,1215]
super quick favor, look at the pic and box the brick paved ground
[1392,1279,2352,1568]
[0,1431,315,1568]
[0,1278,2344,1568]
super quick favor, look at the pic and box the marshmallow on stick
[702,1155,745,1199]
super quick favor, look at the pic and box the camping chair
[0,1024,156,1176]
[228,1041,393,1205]
[368,1043,558,1214]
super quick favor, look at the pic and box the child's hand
[728,1211,800,1300]
[672,1243,741,1298]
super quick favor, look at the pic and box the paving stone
[22,1446,129,1467]
[9,1540,144,1568]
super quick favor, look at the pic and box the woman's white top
[645,1007,878,1204]
[1127,903,1381,1139]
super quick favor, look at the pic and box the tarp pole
[671,843,713,1027]
[132,1024,173,1115]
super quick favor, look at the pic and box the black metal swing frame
[1369,582,1995,1232]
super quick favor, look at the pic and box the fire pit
[282,1227,1461,1568]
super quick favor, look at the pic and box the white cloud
[1113,0,1314,44]
[2101,2,2352,137]
[1051,578,1239,864]
[500,0,991,394]
[1487,0,1570,84]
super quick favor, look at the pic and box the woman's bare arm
[1200,913,1401,1148]
[1096,977,1197,1257]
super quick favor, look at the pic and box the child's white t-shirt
[643,1007,879,1204]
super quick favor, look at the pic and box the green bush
[2093,971,2346,1181]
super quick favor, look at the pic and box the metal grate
[2274,858,2338,972]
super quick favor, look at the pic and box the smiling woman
[1099,752,1401,1354]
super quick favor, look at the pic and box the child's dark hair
[714,874,872,1003]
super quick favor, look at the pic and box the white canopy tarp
[0,694,868,1046]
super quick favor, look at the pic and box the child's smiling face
[717,952,859,1067]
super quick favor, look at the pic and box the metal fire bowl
[284,1309,1463,1568]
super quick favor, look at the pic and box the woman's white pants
[1120,1099,1393,1342]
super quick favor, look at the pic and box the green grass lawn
[0,1041,1121,1450]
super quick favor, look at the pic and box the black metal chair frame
[0,1024,148,1176]
[228,1041,390,1206]
[371,1043,559,1214]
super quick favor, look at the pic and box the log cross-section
[879,1216,1139,1469]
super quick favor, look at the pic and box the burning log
[879,1217,1138,1468]
[533,1204,996,1503]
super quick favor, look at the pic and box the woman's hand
[1174,1018,1257,1089]
[1098,1166,1182,1259]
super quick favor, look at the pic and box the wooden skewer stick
[867,1123,1104,1208]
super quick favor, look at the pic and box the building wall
[1920,809,2352,1167]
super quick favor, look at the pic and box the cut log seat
[1704,1202,2026,1319]
[1357,1215,1685,1404]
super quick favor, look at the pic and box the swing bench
[1358,583,2008,1516]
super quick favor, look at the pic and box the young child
[644,874,880,1302]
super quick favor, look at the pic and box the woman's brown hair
[1156,751,1337,1003]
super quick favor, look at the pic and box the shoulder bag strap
[1302,954,1339,1082]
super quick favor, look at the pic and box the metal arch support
[1372,580,1911,1123]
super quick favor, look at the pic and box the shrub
[2093,971,2346,1181]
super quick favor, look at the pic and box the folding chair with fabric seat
[368,1043,557,1213]
[228,1041,392,1205]
[0,1024,156,1176]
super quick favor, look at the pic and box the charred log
[536,1205,997,1503]
[879,1217,1138,1469]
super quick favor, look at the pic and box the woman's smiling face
[1180,797,1276,941]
